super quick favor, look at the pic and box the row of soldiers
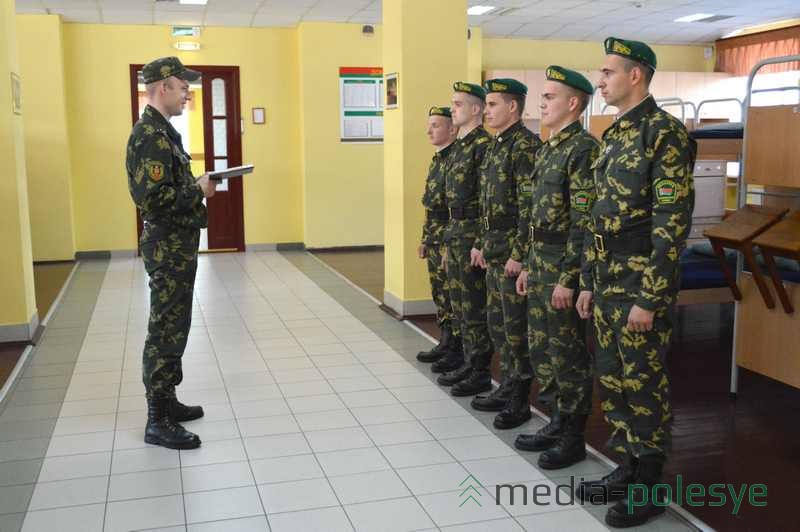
[416,36,696,528]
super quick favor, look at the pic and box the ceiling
[14,0,800,45]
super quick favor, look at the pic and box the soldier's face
[164,77,191,116]
[484,93,515,131]
[540,81,574,129]
[450,92,476,128]
[427,116,455,147]
[598,54,631,107]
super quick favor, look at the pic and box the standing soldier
[417,106,462,364]
[470,79,542,427]
[574,38,696,528]
[513,67,597,470]
[434,82,494,398]
[126,57,216,450]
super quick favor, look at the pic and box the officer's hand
[551,284,574,310]
[418,244,426,259]
[627,305,655,333]
[470,248,487,269]
[576,291,593,320]
[504,258,522,278]
[197,174,217,198]
[516,270,528,296]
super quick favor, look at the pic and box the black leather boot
[576,455,638,504]
[417,325,453,363]
[470,376,512,412]
[537,414,588,469]
[514,406,563,451]
[145,396,201,450]
[431,336,464,374]
[493,378,532,429]
[437,364,472,386]
[450,369,492,397]
[171,397,204,422]
[605,456,666,528]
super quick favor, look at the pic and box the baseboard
[277,242,305,251]
[0,311,39,343]
[309,245,384,253]
[382,289,436,318]
[247,242,306,252]
[74,249,136,260]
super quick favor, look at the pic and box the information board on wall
[340,67,383,142]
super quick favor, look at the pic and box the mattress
[690,122,744,140]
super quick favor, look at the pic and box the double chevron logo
[459,474,484,507]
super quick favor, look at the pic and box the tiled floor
[0,252,702,532]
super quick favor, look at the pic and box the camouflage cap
[428,106,452,118]
[483,78,527,96]
[452,81,486,101]
[142,56,201,84]
[604,36,657,71]
[545,65,593,95]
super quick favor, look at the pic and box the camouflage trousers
[486,262,529,378]
[446,240,492,369]
[527,281,592,414]
[425,243,456,334]
[593,298,674,459]
[140,223,200,399]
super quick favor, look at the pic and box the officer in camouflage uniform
[513,67,598,470]
[469,79,542,425]
[417,106,462,364]
[434,82,494,396]
[573,39,696,528]
[126,57,217,450]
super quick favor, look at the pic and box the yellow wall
[17,14,76,262]
[0,0,37,330]
[468,27,483,84]
[298,23,383,248]
[56,23,303,252]
[483,38,715,73]
[187,87,205,176]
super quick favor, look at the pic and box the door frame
[128,64,246,252]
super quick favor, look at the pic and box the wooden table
[752,210,800,314]
[703,205,788,308]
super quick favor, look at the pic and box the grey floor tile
[395,462,471,496]
[232,399,290,420]
[0,459,43,487]
[108,468,182,502]
[182,461,254,493]
[316,447,390,477]
[405,399,470,420]
[516,509,609,531]
[350,404,414,426]
[250,454,324,484]
[59,398,118,418]
[237,414,299,438]
[421,416,492,440]
[286,394,346,414]
[187,515,270,532]
[344,497,435,532]
[39,452,111,482]
[390,385,450,404]
[440,518,524,531]
[277,380,335,398]
[266,506,353,532]
[417,488,511,527]
[462,455,548,486]
[0,483,35,514]
[45,431,114,457]
[0,419,57,442]
[258,477,338,514]
[184,485,264,524]
[380,440,454,469]
[338,389,398,408]
[328,469,410,505]
[439,435,517,462]
[295,409,359,432]
[304,427,373,453]
[21,503,105,532]
[180,438,247,467]
[52,414,116,436]
[28,475,108,510]
[327,376,384,394]
[244,433,310,460]
[111,447,180,475]
[0,513,25,532]
[105,494,185,532]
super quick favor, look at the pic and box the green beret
[452,81,486,101]
[545,66,593,95]
[142,56,201,84]
[483,78,527,96]
[428,106,452,118]
[604,36,657,71]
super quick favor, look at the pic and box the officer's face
[427,116,456,147]
[598,54,631,107]
[164,77,191,116]
[484,93,515,131]
[540,80,576,129]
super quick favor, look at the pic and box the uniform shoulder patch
[145,160,165,182]
[572,191,591,212]
[655,179,677,204]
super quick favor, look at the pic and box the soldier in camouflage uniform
[469,79,542,424]
[434,82,494,396]
[573,39,696,528]
[417,106,462,364]
[512,67,598,470]
[126,57,217,450]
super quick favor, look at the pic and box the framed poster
[385,72,398,109]
[10,72,21,115]
[339,66,384,142]
[252,107,265,124]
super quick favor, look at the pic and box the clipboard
[204,164,254,182]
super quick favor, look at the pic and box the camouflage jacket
[524,121,598,288]
[582,96,696,310]
[477,121,541,262]
[421,142,455,246]
[444,126,491,243]
[126,105,207,230]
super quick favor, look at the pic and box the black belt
[530,227,568,244]
[426,209,450,222]
[485,216,518,231]
[448,206,480,220]
[593,230,652,254]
